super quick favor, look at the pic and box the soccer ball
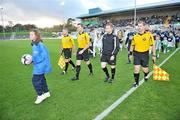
[21,54,32,65]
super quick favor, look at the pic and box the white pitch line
[94,47,180,120]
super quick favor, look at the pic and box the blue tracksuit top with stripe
[32,42,52,75]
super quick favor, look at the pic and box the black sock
[111,68,116,79]
[144,72,149,78]
[64,62,69,72]
[88,63,93,73]
[102,67,110,78]
[69,60,75,68]
[76,65,81,78]
[134,73,140,84]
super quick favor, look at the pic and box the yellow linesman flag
[153,64,169,81]
[58,55,65,69]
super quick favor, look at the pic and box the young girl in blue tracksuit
[30,29,52,104]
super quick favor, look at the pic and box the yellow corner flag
[58,55,65,69]
[153,64,169,81]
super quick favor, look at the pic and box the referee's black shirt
[102,33,120,55]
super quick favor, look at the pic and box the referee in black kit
[101,23,120,83]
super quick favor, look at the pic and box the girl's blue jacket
[32,42,52,74]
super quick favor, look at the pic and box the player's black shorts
[101,54,117,65]
[133,51,149,67]
[76,48,89,61]
[63,48,72,59]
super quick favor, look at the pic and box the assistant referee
[129,21,156,87]
[60,28,75,75]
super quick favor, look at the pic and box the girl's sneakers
[34,92,50,104]
[34,95,46,104]
[43,92,50,98]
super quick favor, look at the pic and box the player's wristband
[152,55,156,57]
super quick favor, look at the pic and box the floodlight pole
[61,1,65,29]
[134,0,137,29]
[1,7,5,39]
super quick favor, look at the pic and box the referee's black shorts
[63,48,72,59]
[133,51,149,67]
[76,48,89,61]
[101,54,117,65]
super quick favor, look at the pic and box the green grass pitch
[0,39,179,120]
